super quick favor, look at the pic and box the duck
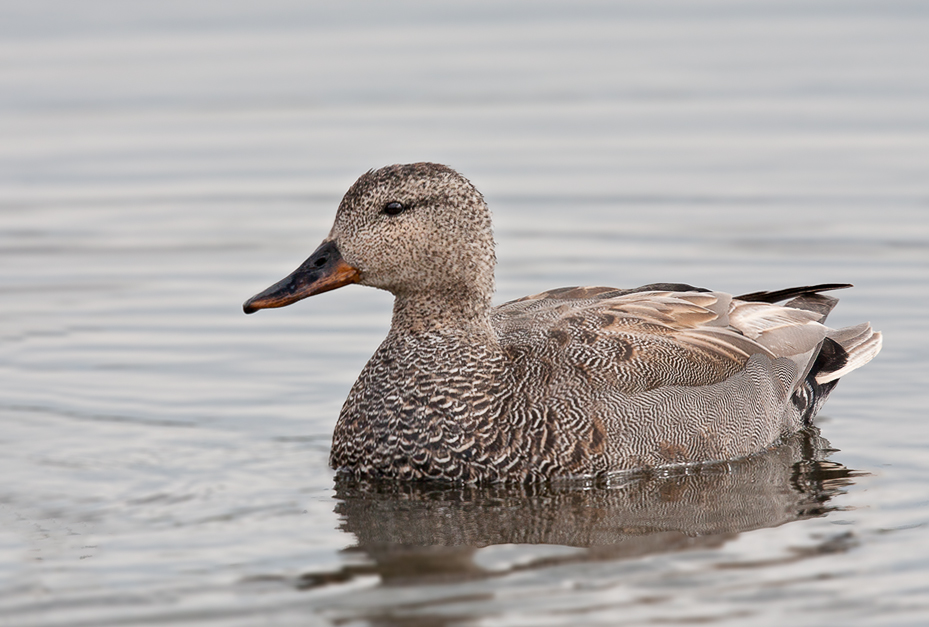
[244,162,882,483]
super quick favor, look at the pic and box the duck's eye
[383,201,407,216]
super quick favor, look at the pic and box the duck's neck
[390,286,496,337]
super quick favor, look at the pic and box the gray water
[2,1,928,625]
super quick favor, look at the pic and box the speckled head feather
[244,163,882,483]
[329,163,496,329]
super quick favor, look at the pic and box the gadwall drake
[244,163,882,483]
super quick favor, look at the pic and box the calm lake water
[2,1,928,625]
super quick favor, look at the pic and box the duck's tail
[792,323,882,423]
[735,283,883,381]
[736,283,882,422]
[815,323,883,385]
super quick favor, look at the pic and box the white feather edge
[816,326,883,384]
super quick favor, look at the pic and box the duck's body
[245,163,882,483]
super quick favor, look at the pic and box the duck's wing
[492,285,836,394]
[491,285,880,473]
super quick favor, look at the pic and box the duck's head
[243,163,496,319]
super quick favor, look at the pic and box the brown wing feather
[492,286,829,394]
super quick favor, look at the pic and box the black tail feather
[735,283,852,304]
[792,336,849,424]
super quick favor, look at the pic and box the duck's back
[490,283,880,476]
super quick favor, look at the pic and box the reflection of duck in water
[244,163,881,483]
[296,429,856,588]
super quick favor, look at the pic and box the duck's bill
[243,240,360,314]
